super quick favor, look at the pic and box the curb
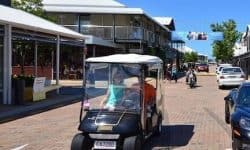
[0,95,82,124]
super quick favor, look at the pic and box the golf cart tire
[123,136,142,150]
[225,104,230,124]
[154,115,162,136]
[71,133,89,150]
[232,137,242,150]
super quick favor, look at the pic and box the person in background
[186,67,197,83]
[171,64,177,83]
[165,64,172,81]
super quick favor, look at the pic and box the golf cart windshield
[84,63,142,112]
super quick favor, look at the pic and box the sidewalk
[0,94,82,123]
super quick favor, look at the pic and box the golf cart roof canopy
[86,54,163,64]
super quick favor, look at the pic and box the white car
[218,67,245,89]
[216,64,232,74]
[216,66,231,81]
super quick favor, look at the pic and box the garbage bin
[12,79,25,105]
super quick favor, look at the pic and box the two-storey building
[42,0,173,57]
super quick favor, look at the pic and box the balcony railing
[115,26,143,40]
[63,25,113,40]
[63,25,167,46]
[80,26,113,40]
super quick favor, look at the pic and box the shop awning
[0,5,85,40]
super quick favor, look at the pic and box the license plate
[94,141,116,149]
[228,76,236,78]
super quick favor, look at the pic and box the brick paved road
[0,72,232,150]
[145,74,232,150]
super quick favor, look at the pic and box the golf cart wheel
[123,136,142,150]
[71,133,90,150]
[232,137,242,150]
[155,115,162,136]
[225,103,230,124]
[218,85,223,89]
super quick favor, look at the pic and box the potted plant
[12,74,35,104]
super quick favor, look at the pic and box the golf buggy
[71,54,165,150]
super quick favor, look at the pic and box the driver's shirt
[106,84,124,107]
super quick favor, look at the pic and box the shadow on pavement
[220,86,239,91]
[144,125,194,150]
[194,85,202,88]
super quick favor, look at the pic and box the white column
[51,51,54,80]
[83,46,87,88]
[34,41,38,77]
[3,24,12,104]
[56,35,60,94]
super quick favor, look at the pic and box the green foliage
[148,47,156,56]
[147,47,166,63]
[156,48,166,62]
[183,52,198,63]
[12,0,57,22]
[12,74,35,87]
[210,19,241,62]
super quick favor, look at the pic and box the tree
[12,0,57,22]
[210,19,241,62]
[183,52,198,63]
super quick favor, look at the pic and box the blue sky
[119,0,250,58]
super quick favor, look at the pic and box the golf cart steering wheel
[121,91,140,110]
[121,99,135,109]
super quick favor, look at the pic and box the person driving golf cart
[71,54,164,150]
[101,68,125,110]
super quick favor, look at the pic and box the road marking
[11,144,28,150]
[225,148,232,150]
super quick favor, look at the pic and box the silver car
[218,67,245,89]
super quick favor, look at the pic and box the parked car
[216,63,232,74]
[224,88,238,124]
[224,83,250,149]
[197,63,209,72]
[217,67,245,89]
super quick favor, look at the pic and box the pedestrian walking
[165,64,172,82]
[171,64,178,83]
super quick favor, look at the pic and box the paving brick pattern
[145,75,232,150]
[0,71,232,150]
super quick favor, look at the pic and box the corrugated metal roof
[86,54,163,64]
[183,46,195,53]
[154,17,175,31]
[153,17,173,25]
[0,5,85,39]
[43,0,125,8]
[44,6,144,14]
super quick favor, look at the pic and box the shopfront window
[60,45,83,80]
[12,40,35,77]
[0,25,4,103]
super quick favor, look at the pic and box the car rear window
[222,68,241,74]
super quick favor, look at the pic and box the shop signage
[33,77,46,101]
